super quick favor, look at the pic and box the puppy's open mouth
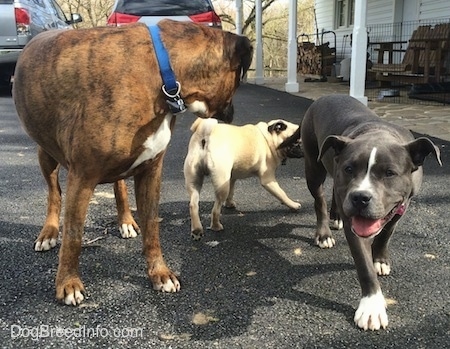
[351,202,406,238]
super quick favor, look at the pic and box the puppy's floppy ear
[405,137,442,168]
[318,135,351,161]
[268,121,287,134]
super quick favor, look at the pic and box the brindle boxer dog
[13,20,252,306]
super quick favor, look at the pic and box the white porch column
[235,0,243,35]
[254,0,264,84]
[285,0,299,92]
[349,0,368,105]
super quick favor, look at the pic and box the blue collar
[149,25,186,114]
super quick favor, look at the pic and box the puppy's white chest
[125,114,172,173]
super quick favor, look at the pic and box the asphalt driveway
[0,84,448,348]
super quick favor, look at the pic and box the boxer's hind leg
[114,180,140,238]
[135,154,180,293]
[55,172,96,305]
[35,147,61,251]
[304,157,335,248]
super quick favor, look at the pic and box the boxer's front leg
[114,180,140,238]
[134,154,180,292]
[55,172,95,306]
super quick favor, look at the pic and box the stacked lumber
[297,42,335,76]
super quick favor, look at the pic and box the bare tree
[213,0,315,74]
[59,0,114,28]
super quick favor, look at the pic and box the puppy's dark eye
[385,169,396,177]
[344,165,353,175]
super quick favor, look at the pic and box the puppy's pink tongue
[351,217,382,237]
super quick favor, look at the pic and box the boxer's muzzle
[213,102,234,124]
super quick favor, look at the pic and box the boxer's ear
[226,34,253,78]
[318,135,351,161]
[405,137,442,168]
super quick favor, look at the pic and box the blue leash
[149,25,186,114]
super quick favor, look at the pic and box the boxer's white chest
[124,114,172,173]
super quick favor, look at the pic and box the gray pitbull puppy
[301,94,441,331]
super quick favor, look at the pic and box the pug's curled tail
[190,118,218,138]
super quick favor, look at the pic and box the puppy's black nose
[351,191,372,209]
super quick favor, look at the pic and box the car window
[47,0,68,21]
[114,0,212,16]
[31,0,47,9]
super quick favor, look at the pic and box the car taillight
[189,11,222,28]
[14,8,31,35]
[106,12,141,26]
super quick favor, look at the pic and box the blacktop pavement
[0,83,449,348]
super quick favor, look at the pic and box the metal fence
[365,19,450,105]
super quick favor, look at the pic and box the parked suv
[107,0,221,28]
[0,0,82,86]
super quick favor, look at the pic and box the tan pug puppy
[184,118,302,240]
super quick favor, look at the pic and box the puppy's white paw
[354,291,388,330]
[315,236,336,249]
[374,261,391,276]
[330,219,343,230]
[119,224,139,238]
[35,238,57,251]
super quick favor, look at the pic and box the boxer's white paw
[35,238,57,251]
[119,224,139,238]
[331,219,343,230]
[354,291,388,330]
[315,236,336,249]
[152,277,181,293]
[64,290,85,306]
[374,261,391,276]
